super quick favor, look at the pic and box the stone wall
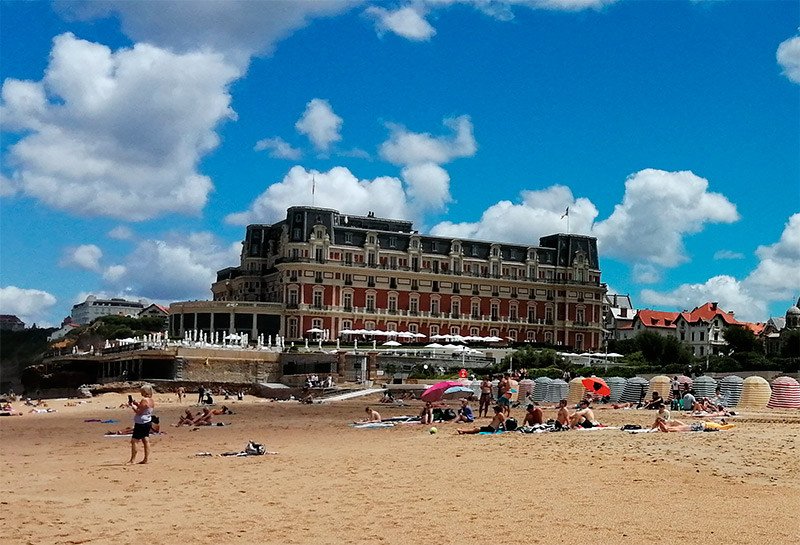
[180,349,281,383]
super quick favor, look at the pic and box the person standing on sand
[129,385,155,464]
[177,386,185,404]
[197,385,205,405]
[479,376,492,418]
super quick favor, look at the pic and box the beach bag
[504,417,518,431]
[245,441,265,455]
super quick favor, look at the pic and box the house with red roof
[630,308,680,338]
[0,314,25,331]
[672,302,740,358]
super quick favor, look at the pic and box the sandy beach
[1,392,799,545]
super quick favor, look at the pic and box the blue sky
[1,0,798,327]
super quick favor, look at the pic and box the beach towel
[352,422,395,429]
[574,426,619,431]
[478,430,504,435]
[627,428,658,434]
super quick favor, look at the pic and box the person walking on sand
[177,386,185,404]
[197,385,205,405]
[128,385,155,464]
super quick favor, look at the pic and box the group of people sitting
[304,374,334,389]
[176,406,234,427]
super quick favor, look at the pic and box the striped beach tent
[567,377,586,405]
[619,377,649,403]
[719,375,744,407]
[605,377,627,402]
[692,375,718,398]
[518,379,535,403]
[767,377,800,409]
[739,376,771,409]
[532,377,553,402]
[546,379,569,403]
[647,375,671,399]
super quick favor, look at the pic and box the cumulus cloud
[0,173,19,197]
[60,0,355,66]
[641,275,766,322]
[744,213,800,302]
[226,165,411,225]
[60,244,103,272]
[380,115,476,166]
[254,136,302,160]
[641,214,800,321]
[102,232,242,301]
[401,163,451,212]
[295,98,343,153]
[0,286,58,327]
[107,226,134,240]
[431,185,598,244]
[777,35,800,84]
[632,263,660,284]
[1,33,240,221]
[366,6,436,41]
[713,249,744,260]
[592,169,739,267]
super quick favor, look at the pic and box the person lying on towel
[457,405,506,435]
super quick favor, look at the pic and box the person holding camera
[128,384,155,464]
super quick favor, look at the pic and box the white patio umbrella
[430,334,446,341]
[485,336,503,342]
[306,327,324,334]
[339,329,355,335]
[381,340,401,347]
[414,333,427,339]
[396,331,415,339]
[425,343,444,348]
[606,352,624,358]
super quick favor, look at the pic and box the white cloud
[632,263,660,284]
[777,35,800,84]
[103,265,127,282]
[401,162,451,211]
[254,136,302,160]
[380,115,476,166]
[226,165,411,225]
[592,169,739,267]
[431,185,598,244]
[102,232,242,301]
[641,275,766,322]
[524,0,617,10]
[0,173,18,197]
[107,226,134,240]
[713,249,744,260]
[0,286,58,327]
[295,98,343,153]
[366,6,436,41]
[640,213,800,322]
[1,33,240,221]
[60,244,103,272]
[60,0,355,67]
[744,213,800,302]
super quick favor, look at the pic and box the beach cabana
[647,375,671,399]
[739,376,771,409]
[719,375,744,407]
[619,377,648,403]
[518,379,534,402]
[532,377,552,402]
[605,377,627,402]
[545,379,569,403]
[567,377,586,405]
[692,375,718,398]
[767,376,800,409]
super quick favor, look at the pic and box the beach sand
[1,392,799,545]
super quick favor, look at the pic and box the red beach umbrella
[421,381,464,403]
[582,377,611,397]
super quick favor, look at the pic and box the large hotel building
[199,206,606,351]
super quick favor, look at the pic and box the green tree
[781,330,800,358]
[723,325,762,354]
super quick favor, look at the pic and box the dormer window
[344,232,352,244]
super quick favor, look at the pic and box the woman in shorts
[128,384,155,464]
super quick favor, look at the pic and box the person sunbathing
[107,416,161,435]
[653,418,735,432]
[609,402,637,409]
[522,403,543,426]
[360,406,381,422]
[192,408,214,426]
[210,405,234,415]
[569,400,600,429]
[177,409,196,426]
[457,405,506,434]
[419,402,433,425]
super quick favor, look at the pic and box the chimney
[711,302,718,310]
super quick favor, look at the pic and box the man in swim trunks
[457,405,506,435]
[496,374,511,416]
[569,399,598,429]
[555,399,570,430]
[364,407,381,422]
[522,403,543,426]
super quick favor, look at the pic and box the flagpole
[312,175,316,207]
